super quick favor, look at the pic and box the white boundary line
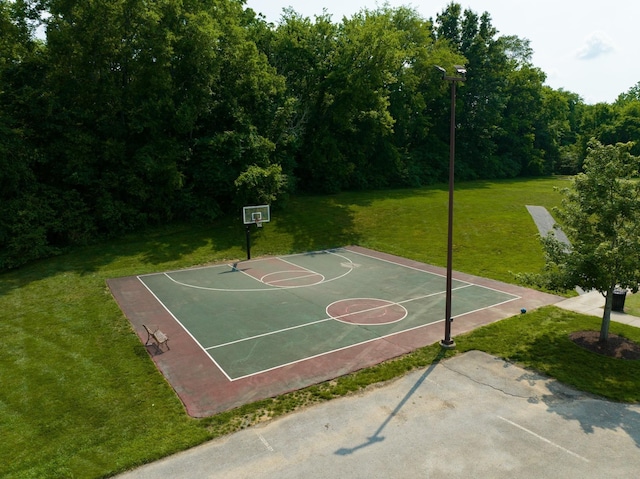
[139,247,522,382]
[453,296,520,319]
[135,277,234,382]
[278,255,321,274]
[346,247,470,283]
[208,286,495,381]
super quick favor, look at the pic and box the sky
[244,0,640,104]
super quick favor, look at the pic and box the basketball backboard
[242,205,270,226]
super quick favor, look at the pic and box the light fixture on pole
[435,65,466,349]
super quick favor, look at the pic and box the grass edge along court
[108,245,561,417]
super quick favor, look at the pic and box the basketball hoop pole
[245,224,251,260]
[435,65,466,350]
[242,205,270,260]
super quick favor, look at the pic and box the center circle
[327,298,408,325]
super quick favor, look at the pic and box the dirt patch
[570,330,640,360]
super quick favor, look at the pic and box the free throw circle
[327,298,408,325]
[261,270,325,287]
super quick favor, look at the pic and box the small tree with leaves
[540,139,640,343]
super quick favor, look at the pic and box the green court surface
[137,248,517,381]
[109,245,562,416]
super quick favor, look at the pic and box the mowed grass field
[3,177,640,478]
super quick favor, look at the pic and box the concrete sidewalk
[555,290,640,328]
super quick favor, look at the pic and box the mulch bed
[570,330,640,360]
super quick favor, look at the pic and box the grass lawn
[5,177,640,478]
[624,291,640,316]
[456,306,640,402]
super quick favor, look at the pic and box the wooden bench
[143,324,170,352]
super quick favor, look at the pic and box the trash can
[612,288,627,312]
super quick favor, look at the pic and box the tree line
[1,0,639,270]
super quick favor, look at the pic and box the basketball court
[107,245,560,417]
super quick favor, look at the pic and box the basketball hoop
[242,204,271,260]
[252,212,263,228]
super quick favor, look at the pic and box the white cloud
[576,31,616,60]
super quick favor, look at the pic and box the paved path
[525,205,570,246]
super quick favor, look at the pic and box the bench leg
[151,335,169,353]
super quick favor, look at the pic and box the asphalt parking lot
[116,350,640,479]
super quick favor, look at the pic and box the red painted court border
[106,245,563,417]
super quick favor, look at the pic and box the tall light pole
[435,65,466,349]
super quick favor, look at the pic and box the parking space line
[497,416,589,462]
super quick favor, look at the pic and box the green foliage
[497,65,548,176]
[556,140,640,292]
[604,101,640,156]
[234,163,289,207]
[523,140,640,341]
[0,0,292,268]
[1,0,638,270]
[624,291,640,316]
[616,80,640,105]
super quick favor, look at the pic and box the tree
[184,2,288,217]
[602,102,640,157]
[234,164,288,207]
[434,4,511,179]
[538,139,640,343]
[42,0,194,230]
[264,10,342,192]
[615,81,640,105]
[573,102,616,165]
[497,64,547,176]
[0,0,65,269]
[539,88,580,174]
[385,6,464,186]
